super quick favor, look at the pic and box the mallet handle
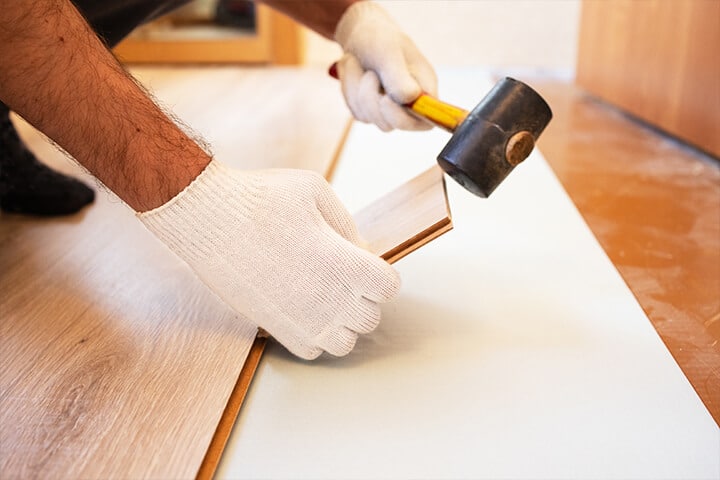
[329,63,468,132]
[408,94,467,132]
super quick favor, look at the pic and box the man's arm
[0,0,402,360]
[259,0,358,39]
[0,0,209,212]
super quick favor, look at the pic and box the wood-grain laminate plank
[355,165,452,264]
[1,67,352,479]
[0,179,259,479]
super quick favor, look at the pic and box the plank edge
[195,335,267,480]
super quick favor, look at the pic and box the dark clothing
[72,0,192,47]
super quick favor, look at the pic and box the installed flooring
[0,66,351,479]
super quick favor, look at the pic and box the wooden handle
[407,94,468,132]
[329,62,468,132]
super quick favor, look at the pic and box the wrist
[334,1,394,47]
[127,136,212,213]
[139,159,253,218]
[138,160,261,261]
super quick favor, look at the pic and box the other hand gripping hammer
[331,65,553,197]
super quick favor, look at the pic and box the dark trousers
[73,0,193,48]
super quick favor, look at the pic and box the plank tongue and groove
[0,67,353,479]
[354,165,451,264]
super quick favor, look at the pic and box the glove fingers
[317,222,399,312]
[356,62,430,131]
[345,297,382,334]
[377,45,437,130]
[353,248,401,303]
[313,177,363,245]
[379,96,433,131]
[358,71,393,132]
[404,47,439,97]
[337,54,372,124]
[339,53,430,132]
[374,48,423,105]
[318,326,358,357]
[287,339,324,361]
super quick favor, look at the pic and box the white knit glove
[334,1,438,132]
[138,160,400,360]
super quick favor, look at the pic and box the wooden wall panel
[577,0,720,157]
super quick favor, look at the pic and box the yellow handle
[329,62,468,131]
[408,94,469,132]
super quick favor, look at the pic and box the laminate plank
[0,183,259,480]
[197,336,268,480]
[1,67,352,479]
[355,165,451,263]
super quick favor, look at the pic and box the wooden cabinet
[113,3,303,64]
[577,0,720,158]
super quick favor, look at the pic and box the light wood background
[577,0,720,157]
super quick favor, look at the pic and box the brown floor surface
[532,80,720,426]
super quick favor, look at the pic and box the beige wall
[305,0,580,77]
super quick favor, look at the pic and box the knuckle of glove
[295,343,324,361]
[318,327,358,357]
[379,96,428,131]
[291,169,332,199]
[348,299,382,334]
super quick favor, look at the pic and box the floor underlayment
[216,70,719,479]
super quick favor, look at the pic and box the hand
[334,1,438,132]
[139,160,400,360]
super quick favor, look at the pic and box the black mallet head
[437,77,553,197]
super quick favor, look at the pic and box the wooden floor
[0,67,352,479]
[1,68,717,479]
[533,80,720,425]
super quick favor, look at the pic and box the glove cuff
[334,1,394,47]
[137,159,263,260]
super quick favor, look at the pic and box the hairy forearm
[0,0,210,211]
[259,0,359,38]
